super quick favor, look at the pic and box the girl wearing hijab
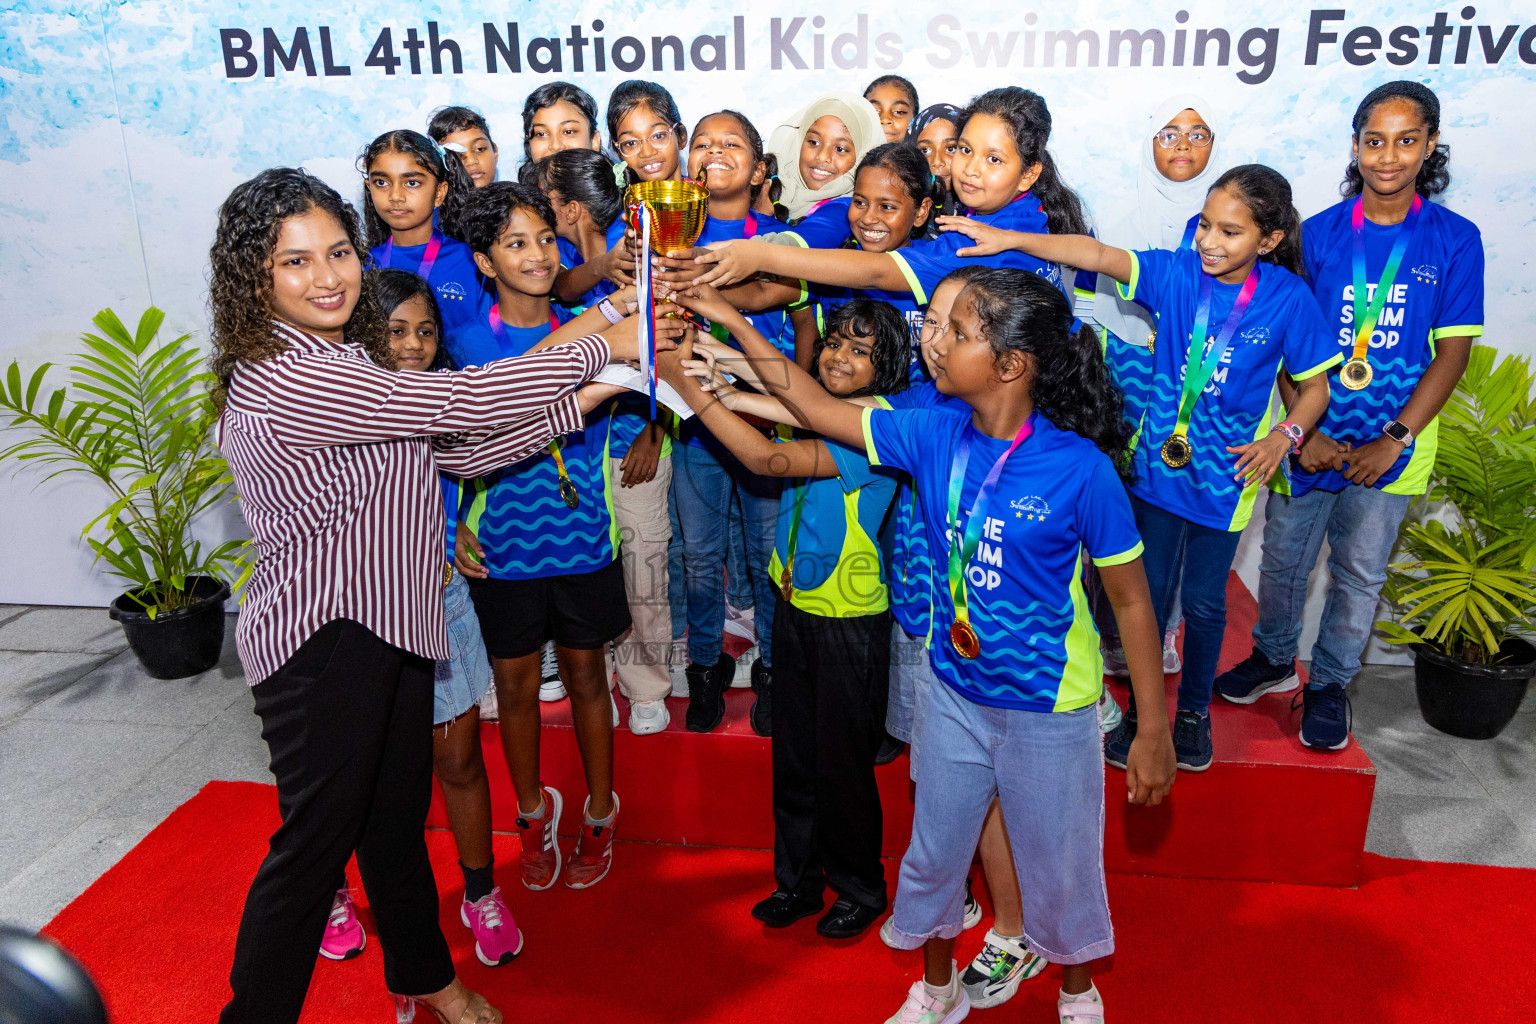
[907,103,964,216]
[763,91,886,248]
[1087,95,1224,690]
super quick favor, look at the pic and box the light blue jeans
[889,679,1113,965]
[1253,485,1413,689]
[435,570,492,726]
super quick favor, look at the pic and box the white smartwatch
[1383,419,1414,446]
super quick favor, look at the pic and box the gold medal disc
[1160,434,1193,469]
[950,620,981,659]
[779,567,793,602]
[1340,357,1374,391]
[559,478,580,509]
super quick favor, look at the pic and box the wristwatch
[1271,420,1304,454]
[1383,419,1414,446]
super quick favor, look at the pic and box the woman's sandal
[392,990,503,1024]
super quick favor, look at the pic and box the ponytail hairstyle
[1342,80,1451,200]
[606,80,686,188]
[853,142,946,241]
[1210,164,1305,278]
[459,182,558,257]
[521,81,601,162]
[813,298,913,399]
[963,268,1132,480]
[690,110,775,203]
[374,267,451,371]
[427,105,496,150]
[208,168,390,407]
[957,88,1089,237]
[864,74,919,112]
[533,148,623,231]
[358,129,475,247]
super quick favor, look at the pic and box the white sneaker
[732,644,758,688]
[669,638,690,698]
[1097,689,1123,735]
[962,877,982,929]
[629,699,670,735]
[961,928,1046,1009]
[1058,984,1105,1023]
[1162,630,1182,674]
[539,642,565,702]
[1101,644,1130,679]
[723,603,756,642]
[884,974,970,1024]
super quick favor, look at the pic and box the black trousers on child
[770,598,891,912]
[220,619,454,1024]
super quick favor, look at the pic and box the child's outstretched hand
[935,215,1025,257]
[1227,432,1291,486]
[670,280,740,326]
[681,346,739,402]
[692,239,764,288]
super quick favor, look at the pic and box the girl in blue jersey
[908,103,963,217]
[665,267,1176,1024]
[537,148,633,306]
[690,86,1085,306]
[662,291,911,942]
[942,164,1341,774]
[522,82,604,168]
[428,105,499,188]
[865,74,919,144]
[608,80,687,187]
[361,130,485,350]
[763,92,886,246]
[1216,82,1483,751]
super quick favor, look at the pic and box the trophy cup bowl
[625,177,710,257]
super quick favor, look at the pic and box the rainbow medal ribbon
[635,203,658,419]
[382,229,444,281]
[779,480,807,601]
[1160,265,1259,469]
[1343,194,1423,391]
[946,416,1036,659]
[489,305,580,508]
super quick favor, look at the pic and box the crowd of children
[243,74,1483,1024]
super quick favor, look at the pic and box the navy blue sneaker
[1172,708,1213,771]
[1296,684,1352,751]
[1103,705,1138,769]
[1215,648,1300,705]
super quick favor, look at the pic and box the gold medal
[1160,433,1193,469]
[1147,325,1156,355]
[443,563,453,586]
[558,477,580,509]
[779,566,793,602]
[950,620,981,659]
[1340,356,1374,391]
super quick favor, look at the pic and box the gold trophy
[625,174,709,318]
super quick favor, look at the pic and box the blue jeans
[726,489,754,612]
[889,680,1112,964]
[1131,496,1243,714]
[1253,485,1412,689]
[671,442,781,667]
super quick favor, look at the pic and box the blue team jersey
[1293,198,1485,497]
[1117,249,1341,532]
[891,192,1063,304]
[555,218,628,308]
[440,475,462,561]
[865,408,1143,712]
[884,382,968,637]
[457,308,617,580]
[369,236,488,352]
[780,196,854,249]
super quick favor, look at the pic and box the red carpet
[43,782,1536,1022]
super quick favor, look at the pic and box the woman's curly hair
[208,167,391,407]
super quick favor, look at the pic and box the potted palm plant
[1376,344,1536,739]
[0,309,250,679]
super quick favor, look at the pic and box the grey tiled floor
[0,605,1531,931]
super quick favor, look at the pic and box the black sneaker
[685,653,733,733]
[1173,708,1213,771]
[815,895,884,939]
[748,658,772,737]
[1296,684,1352,751]
[751,888,823,927]
[1102,704,1139,769]
[874,730,905,766]
[962,876,982,929]
[1215,648,1300,705]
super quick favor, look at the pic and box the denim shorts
[888,678,1113,965]
[886,622,933,781]
[435,569,493,726]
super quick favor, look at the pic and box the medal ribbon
[1349,194,1422,365]
[946,415,1036,631]
[382,229,444,281]
[780,478,808,598]
[489,305,578,501]
[1170,267,1259,441]
[636,204,657,419]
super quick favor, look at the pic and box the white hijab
[1095,94,1224,346]
[766,92,885,222]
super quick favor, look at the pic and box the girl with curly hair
[208,166,648,1024]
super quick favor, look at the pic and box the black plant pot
[1413,637,1536,740]
[108,576,231,680]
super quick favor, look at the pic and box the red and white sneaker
[460,886,524,966]
[318,888,365,961]
[564,793,619,889]
[514,786,563,891]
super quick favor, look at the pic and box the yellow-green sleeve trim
[1430,324,1483,340]
[1092,541,1144,567]
[780,231,809,248]
[1114,250,1141,302]
[861,406,883,465]
[887,251,929,305]
[875,396,894,411]
[1290,352,1345,381]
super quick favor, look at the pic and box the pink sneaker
[459,886,524,966]
[318,888,365,961]
[514,786,563,891]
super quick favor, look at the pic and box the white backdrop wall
[4,2,1534,663]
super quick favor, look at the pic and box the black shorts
[465,559,631,659]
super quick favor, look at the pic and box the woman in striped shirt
[208,168,665,1024]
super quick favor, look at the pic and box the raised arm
[431,398,584,477]
[934,216,1134,283]
[692,239,912,294]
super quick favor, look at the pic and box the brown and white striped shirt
[215,321,609,685]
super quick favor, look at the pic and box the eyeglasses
[1155,128,1214,149]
